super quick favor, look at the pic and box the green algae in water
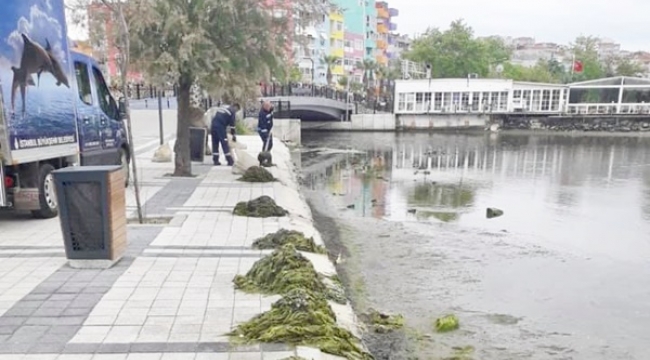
[233,244,345,303]
[435,314,460,333]
[239,166,275,183]
[233,195,288,217]
[231,288,373,360]
[362,309,405,333]
[253,229,326,254]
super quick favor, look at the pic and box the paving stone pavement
[0,137,315,359]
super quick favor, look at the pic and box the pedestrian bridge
[259,96,354,121]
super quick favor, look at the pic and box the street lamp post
[345,70,352,122]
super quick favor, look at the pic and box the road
[129,109,178,154]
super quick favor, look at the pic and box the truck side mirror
[118,97,127,119]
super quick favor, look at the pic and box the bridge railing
[121,82,395,114]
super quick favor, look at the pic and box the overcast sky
[67,0,649,51]
[394,0,649,51]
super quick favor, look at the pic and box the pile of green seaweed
[231,236,369,359]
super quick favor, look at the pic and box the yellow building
[329,11,345,78]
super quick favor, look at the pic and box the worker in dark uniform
[211,103,240,166]
[257,101,274,151]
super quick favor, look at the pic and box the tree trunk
[113,2,144,223]
[173,77,192,177]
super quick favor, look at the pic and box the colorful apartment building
[296,13,330,86]
[375,1,399,65]
[329,9,345,82]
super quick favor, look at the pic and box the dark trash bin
[189,127,207,162]
[52,165,127,268]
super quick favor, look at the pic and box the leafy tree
[288,65,303,83]
[128,0,325,176]
[568,36,605,82]
[338,75,349,87]
[322,55,338,86]
[614,57,646,77]
[502,60,562,83]
[405,19,511,78]
[350,82,364,93]
[357,59,377,89]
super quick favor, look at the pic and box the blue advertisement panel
[0,0,77,152]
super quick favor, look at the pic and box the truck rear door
[73,59,103,164]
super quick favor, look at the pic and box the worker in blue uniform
[211,103,241,166]
[257,101,274,151]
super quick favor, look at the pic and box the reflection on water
[302,132,650,359]
[302,132,650,262]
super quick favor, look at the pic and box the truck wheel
[31,163,58,219]
[120,148,130,188]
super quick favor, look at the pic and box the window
[434,93,442,111]
[461,92,470,111]
[355,40,363,50]
[532,90,541,111]
[415,92,424,112]
[522,90,531,110]
[499,91,508,111]
[551,90,561,111]
[424,93,432,111]
[398,93,406,111]
[541,90,550,111]
[337,22,343,31]
[91,66,118,119]
[405,93,415,111]
[472,92,480,111]
[442,92,451,110]
[481,92,490,111]
[75,61,92,105]
[336,39,344,48]
[344,40,351,48]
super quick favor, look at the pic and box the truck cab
[71,51,129,170]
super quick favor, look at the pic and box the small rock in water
[407,208,416,214]
[346,204,355,209]
[486,207,504,219]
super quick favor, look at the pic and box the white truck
[0,0,130,218]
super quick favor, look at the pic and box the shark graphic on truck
[10,33,70,114]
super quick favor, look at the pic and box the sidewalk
[0,136,355,359]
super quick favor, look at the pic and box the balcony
[377,39,387,49]
[375,54,388,65]
[389,22,397,31]
[389,8,399,16]
[377,23,388,34]
[377,7,389,19]
[331,48,344,58]
[332,65,344,75]
[330,30,344,39]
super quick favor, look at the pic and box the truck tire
[31,163,58,219]
[120,148,130,188]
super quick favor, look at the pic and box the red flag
[573,60,583,73]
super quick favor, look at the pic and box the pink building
[345,32,364,82]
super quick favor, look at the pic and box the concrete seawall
[241,137,362,357]
[491,113,650,132]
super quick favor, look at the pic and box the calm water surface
[301,131,650,360]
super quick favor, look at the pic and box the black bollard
[158,91,164,145]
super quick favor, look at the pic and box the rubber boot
[213,155,221,166]
[226,155,235,166]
